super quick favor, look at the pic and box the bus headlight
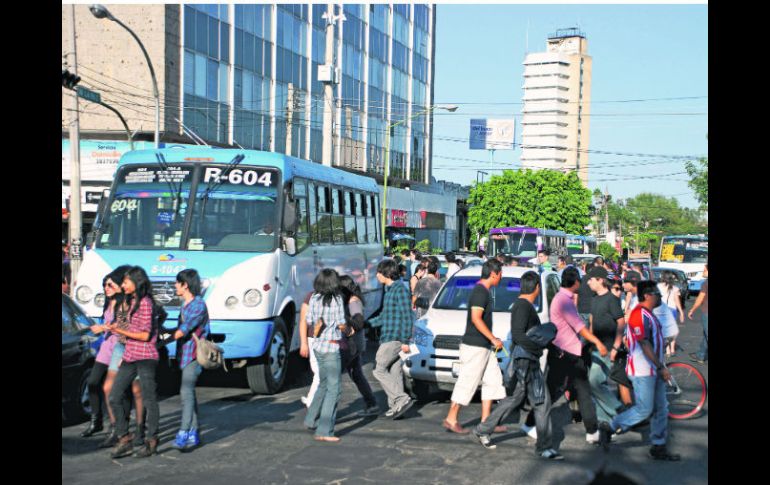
[243,289,262,307]
[225,296,239,309]
[94,293,106,308]
[76,286,93,304]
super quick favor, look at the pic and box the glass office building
[180,3,436,184]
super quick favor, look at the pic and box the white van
[403,266,561,401]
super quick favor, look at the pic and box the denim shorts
[109,342,125,371]
[109,342,140,381]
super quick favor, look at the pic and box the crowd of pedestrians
[75,265,211,458]
[71,248,705,462]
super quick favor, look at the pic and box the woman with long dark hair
[171,269,210,452]
[80,265,131,438]
[105,266,160,458]
[303,269,346,442]
[338,275,378,417]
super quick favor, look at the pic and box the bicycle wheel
[666,362,707,419]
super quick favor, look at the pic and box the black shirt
[510,298,542,356]
[576,274,595,314]
[462,284,494,348]
[590,292,625,349]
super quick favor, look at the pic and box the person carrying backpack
[171,269,210,452]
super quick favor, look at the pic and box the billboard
[469,119,515,150]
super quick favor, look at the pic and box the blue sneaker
[172,430,189,449]
[183,429,200,451]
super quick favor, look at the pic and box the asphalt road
[62,298,708,484]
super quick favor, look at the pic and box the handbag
[609,344,631,387]
[192,332,227,372]
[312,317,327,338]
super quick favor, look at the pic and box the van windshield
[433,276,541,313]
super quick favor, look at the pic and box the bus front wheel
[246,317,289,394]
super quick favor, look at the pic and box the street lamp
[380,104,458,247]
[90,4,160,148]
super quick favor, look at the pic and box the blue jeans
[696,314,708,361]
[588,351,623,424]
[180,361,202,431]
[304,350,341,437]
[610,375,669,446]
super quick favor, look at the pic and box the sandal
[314,436,341,442]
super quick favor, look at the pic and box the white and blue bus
[74,148,384,394]
[658,234,708,293]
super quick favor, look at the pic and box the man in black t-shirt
[575,262,596,326]
[442,259,506,434]
[473,271,563,460]
[587,266,625,424]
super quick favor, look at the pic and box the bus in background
[566,234,597,256]
[72,148,383,394]
[658,234,708,294]
[489,226,567,265]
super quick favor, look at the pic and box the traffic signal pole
[67,4,83,289]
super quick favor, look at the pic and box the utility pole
[604,185,610,239]
[286,83,294,155]
[321,3,336,167]
[67,4,83,289]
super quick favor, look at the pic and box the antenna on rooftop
[525,18,530,54]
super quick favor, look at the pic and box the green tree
[468,169,592,237]
[685,157,708,211]
[415,239,431,253]
[597,242,617,261]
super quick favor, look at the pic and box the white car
[403,266,561,401]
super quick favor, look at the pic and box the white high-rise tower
[520,28,592,186]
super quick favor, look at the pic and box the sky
[431,3,708,209]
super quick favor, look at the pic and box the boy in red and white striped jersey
[599,280,681,461]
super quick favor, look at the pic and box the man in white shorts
[442,259,507,434]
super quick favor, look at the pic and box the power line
[67,72,707,161]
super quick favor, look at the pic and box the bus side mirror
[283,200,298,234]
[87,189,111,246]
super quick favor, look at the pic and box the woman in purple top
[80,265,131,439]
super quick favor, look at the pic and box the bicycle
[665,361,707,420]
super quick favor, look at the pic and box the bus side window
[344,190,356,244]
[307,182,319,244]
[366,194,379,243]
[331,188,344,244]
[355,193,366,244]
[294,180,310,251]
[316,184,332,244]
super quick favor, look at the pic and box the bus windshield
[188,165,279,251]
[98,164,194,250]
[97,163,280,252]
[490,232,538,258]
[660,238,708,264]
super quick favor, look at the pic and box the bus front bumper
[164,319,274,360]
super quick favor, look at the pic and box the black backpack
[151,302,169,349]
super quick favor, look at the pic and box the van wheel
[246,317,289,394]
[406,378,436,403]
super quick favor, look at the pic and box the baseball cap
[587,266,608,280]
[624,270,642,284]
